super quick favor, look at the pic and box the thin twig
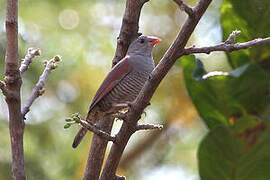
[21,55,61,118]
[184,34,270,55]
[19,48,41,74]
[136,123,163,131]
[173,0,194,17]
[78,118,116,142]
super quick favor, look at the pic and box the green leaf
[64,123,71,129]
[198,120,270,180]
[192,59,207,81]
[221,0,270,68]
[71,113,79,118]
[65,118,73,122]
[181,56,269,129]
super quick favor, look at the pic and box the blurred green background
[0,0,269,179]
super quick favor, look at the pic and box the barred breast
[97,70,150,112]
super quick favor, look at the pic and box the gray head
[127,35,161,57]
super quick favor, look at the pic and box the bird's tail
[72,127,87,148]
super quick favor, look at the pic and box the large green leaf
[221,0,270,68]
[181,56,269,129]
[198,119,270,180]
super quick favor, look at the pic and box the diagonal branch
[183,31,270,55]
[173,0,194,17]
[21,55,61,118]
[19,48,41,75]
[100,0,213,179]
[78,118,116,142]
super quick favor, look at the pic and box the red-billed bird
[72,35,161,148]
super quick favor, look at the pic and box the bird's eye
[140,39,145,44]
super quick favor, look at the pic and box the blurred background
[0,0,231,179]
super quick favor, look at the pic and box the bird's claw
[112,112,127,121]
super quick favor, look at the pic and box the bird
[72,35,161,148]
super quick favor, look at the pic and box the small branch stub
[20,48,41,74]
[225,30,241,44]
[183,30,270,55]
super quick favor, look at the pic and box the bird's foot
[112,112,127,121]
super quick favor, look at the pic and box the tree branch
[19,48,41,75]
[83,0,149,180]
[100,0,213,179]
[183,31,270,55]
[78,118,116,142]
[173,0,194,17]
[5,0,26,179]
[112,0,148,66]
[21,55,61,118]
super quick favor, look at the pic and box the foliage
[199,121,270,180]
[182,57,269,129]
[221,0,270,68]
[182,0,270,179]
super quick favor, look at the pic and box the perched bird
[72,35,161,148]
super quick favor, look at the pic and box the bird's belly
[98,71,150,112]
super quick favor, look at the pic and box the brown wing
[88,56,132,112]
